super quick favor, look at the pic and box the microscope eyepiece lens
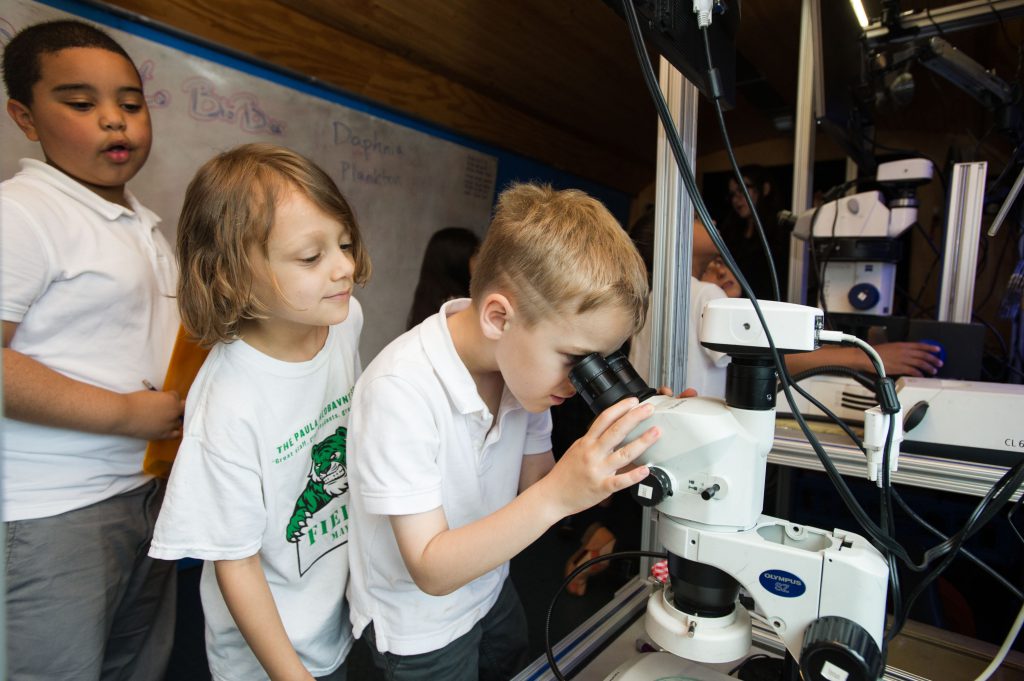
[569,353,633,415]
[606,351,657,402]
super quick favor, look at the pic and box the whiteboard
[0,0,497,362]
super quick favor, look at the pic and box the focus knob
[629,467,672,507]
[801,616,882,681]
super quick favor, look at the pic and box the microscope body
[788,158,933,317]
[571,299,889,681]
[631,394,773,529]
[626,395,888,675]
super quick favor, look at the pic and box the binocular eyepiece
[568,351,657,415]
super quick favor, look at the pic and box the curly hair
[3,20,136,105]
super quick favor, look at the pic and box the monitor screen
[603,0,741,108]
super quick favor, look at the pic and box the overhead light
[850,0,870,28]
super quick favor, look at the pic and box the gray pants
[364,578,529,681]
[5,479,177,681]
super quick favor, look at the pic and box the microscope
[786,157,933,319]
[569,299,890,681]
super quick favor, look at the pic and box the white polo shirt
[1,159,178,521]
[347,298,552,655]
[628,277,729,398]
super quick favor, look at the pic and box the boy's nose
[100,109,126,131]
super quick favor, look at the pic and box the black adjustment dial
[801,616,882,681]
[700,483,721,500]
[629,467,672,507]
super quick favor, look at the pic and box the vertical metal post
[643,57,699,564]
[788,0,824,304]
[938,162,987,322]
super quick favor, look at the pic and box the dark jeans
[363,578,529,681]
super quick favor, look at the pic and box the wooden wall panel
[101,0,656,194]
[275,0,657,176]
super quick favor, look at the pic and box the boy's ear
[479,292,513,340]
[7,100,40,142]
[761,180,772,198]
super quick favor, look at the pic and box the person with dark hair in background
[407,227,481,330]
[719,164,790,301]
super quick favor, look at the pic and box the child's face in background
[251,188,356,336]
[494,303,635,413]
[727,176,758,221]
[701,257,741,298]
[8,47,151,205]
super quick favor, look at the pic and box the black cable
[785,379,869,454]
[974,311,1011,361]
[623,0,1021,627]
[803,180,856,327]
[805,199,841,327]
[886,459,1024,640]
[907,220,942,318]
[986,145,1024,198]
[782,369,1024,623]
[700,28,781,302]
[924,7,947,38]
[869,138,949,198]
[989,350,1024,380]
[913,253,942,312]
[895,283,930,318]
[987,0,1019,70]
[893,487,1024,601]
[1009,496,1024,547]
[974,238,1013,315]
[881,414,903,654]
[623,4,919,567]
[787,364,877,392]
[545,550,667,681]
[913,219,942,257]
[816,195,842,324]
[978,234,992,285]
[727,653,773,676]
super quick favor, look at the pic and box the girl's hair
[177,143,371,347]
[735,164,772,197]
[406,227,480,329]
[470,183,648,333]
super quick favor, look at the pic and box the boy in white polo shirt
[348,183,662,680]
[1,20,182,680]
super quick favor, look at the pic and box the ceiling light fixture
[850,0,870,28]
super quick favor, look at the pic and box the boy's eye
[121,102,143,113]
[300,253,321,264]
[66,101,93,111]
[339,242,353,252]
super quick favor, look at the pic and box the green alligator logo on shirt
[286,426,350,575]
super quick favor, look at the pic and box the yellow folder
[143,325,210,478]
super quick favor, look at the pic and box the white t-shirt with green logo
[151,300,362,681]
